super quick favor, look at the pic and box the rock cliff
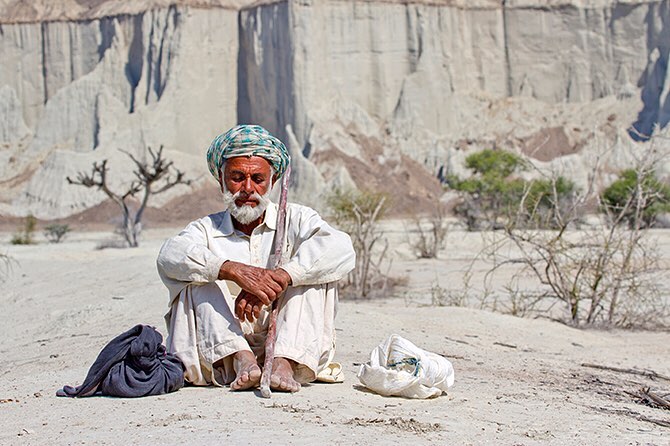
[0,0,668,219]
[1,5,239,217]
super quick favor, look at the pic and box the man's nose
[241,177,254,192]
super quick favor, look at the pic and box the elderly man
[157,125,355,393]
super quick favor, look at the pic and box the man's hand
[235,290,264,322]
[219,261,292,305]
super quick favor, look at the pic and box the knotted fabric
[206,124,290,183]
[57,325,184,398]
[357,334,455,399]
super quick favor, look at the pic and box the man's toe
[230,376,244,390]
[272,377,300,393]
[231,368,261,391]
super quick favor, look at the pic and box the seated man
[157,124,355,393]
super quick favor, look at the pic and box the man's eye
[252,175,266,183]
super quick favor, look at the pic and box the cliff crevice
[126,14,145,112]
[631,0,669,138]
[40,21,48,104]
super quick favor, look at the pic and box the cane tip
[260,385,272,398]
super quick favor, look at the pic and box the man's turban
[206,124,290,183]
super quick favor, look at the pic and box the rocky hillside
[0,0,668,219]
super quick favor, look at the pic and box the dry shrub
[408,206,448,259]
[44,224,71,243]
[11,215,37,245]
[451,135,670,328]
[327,189,393,298]
[0,253,14,281]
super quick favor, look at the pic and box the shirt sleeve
[156,218,226,300]
[280,205,356,287]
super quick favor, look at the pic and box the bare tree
[67,146,191,247]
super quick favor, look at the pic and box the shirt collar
[212,202,278,237]
[264,202,278,231]
[213,211,234,237]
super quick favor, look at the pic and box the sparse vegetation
[327,188,391,298]
[67,146,191,248]
[429,276,470,307]
[448,149,575,230]
[444,141,670,329]
[11,214,37,245]
[44,224,71,243]
[408,206,448,259]
[491,217,665,327]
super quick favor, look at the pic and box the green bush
[601,169,670,228]
[521,176,576,228]
[450,149,575,230]
[465,149,526,178]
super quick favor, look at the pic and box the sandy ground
[1,225,669,445]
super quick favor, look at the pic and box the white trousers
[165,280,338,386]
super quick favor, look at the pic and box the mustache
[232,190,263,203]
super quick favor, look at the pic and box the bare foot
[270,357,301,393]
[230,351,261,391]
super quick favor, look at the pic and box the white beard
[222,188,272,225]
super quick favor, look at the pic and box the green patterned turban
[206,124,290,183]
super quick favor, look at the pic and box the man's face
[222,156,274,208]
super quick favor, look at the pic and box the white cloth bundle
[357,334,455,399]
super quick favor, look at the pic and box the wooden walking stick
[260,164,291,398]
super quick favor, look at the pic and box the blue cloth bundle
[57,325,184,398]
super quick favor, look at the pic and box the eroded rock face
[240,0,669,211]
[240,1,667,141]
[0,0,668,219]
[0,6,239,218]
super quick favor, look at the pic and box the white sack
[357,334,455,399]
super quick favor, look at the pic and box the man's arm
[234,205,355,321]
[157,219,225,285]
[280,205,356,287]
[157,217,291,308]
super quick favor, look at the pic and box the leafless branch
[67,146,191,247]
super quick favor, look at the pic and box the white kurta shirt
[156,202,356,304]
